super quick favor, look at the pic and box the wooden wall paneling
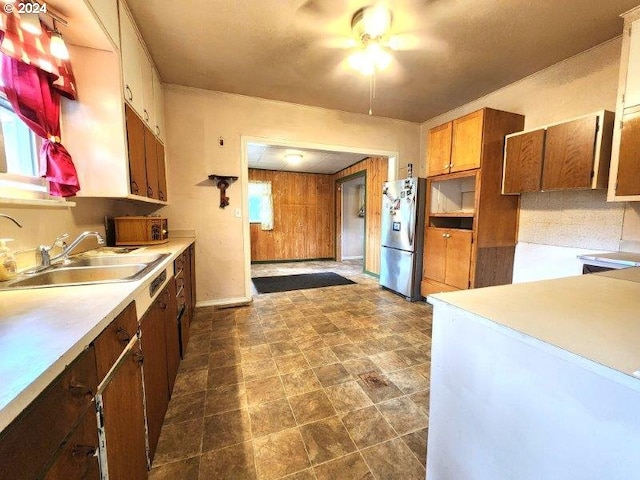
[248,169,335,261]
[473,246,516,288]
[335,182,342,261]
[476,109,524,248]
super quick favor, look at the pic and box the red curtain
[1,55,79,197]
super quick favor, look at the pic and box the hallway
[150,261,432,479]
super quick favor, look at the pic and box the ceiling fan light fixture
[351,4,392,41]
[50,30,69,60]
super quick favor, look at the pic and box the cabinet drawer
[43,409,100,480]
[94,302,138,380]
[0,347,98,480]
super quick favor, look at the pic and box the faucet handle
[53,233,69,248]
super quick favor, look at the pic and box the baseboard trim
[342,256,364,260]
[196,296,252,308]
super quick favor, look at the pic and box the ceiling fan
[295,1,448,113]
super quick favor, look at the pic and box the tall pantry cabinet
[421,108,525,297]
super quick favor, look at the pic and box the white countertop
[577,251,640,267]
[0,238,195,432]
[429,269,640,381]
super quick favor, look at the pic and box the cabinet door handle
[147,185,153,197]
[69,381,94,397]
[442,233,447,238]
[143,109,149,121]
[155,125,160,135]
[72,445,97,458]
[133,351,144,366]
[159,190,165,201]
[131,180,139,194]
[116,326,131,344]
[125,85,133,101]
[443,163,449,169]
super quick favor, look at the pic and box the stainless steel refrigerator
[379,177,426,301]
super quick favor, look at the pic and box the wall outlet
[234,208,241,218]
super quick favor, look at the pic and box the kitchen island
[426,269,640,480]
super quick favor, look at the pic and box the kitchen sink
[65,253,167,267]
[0,253,169,290]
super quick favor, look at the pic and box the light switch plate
[234,208,241,218]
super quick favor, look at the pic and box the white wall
[420,37,635,280]
[160,86,420,305]
[341,177,364,259]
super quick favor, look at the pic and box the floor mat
[252,272,356,294]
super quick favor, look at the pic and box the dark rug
[252,272,356,294]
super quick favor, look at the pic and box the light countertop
[577,251,640,267]
[0,237,195,432]
[428,269,640,382]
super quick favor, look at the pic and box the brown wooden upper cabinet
[125,103,168,202]
[608,9,640,201]
[502,129,545,194]
[427,109,488,177]
[502,111,614,194]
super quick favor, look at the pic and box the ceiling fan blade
[388,33,449,53]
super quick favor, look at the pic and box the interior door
[428,122,453,177]
[423,227,447,283]
[451,110,484,173]
[542,115,597,190]
[503,129,546,194]
[445,230,473,289]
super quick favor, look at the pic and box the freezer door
[381,178,419,252]
[380,246,415,299]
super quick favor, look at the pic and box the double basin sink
[0,253,169,290]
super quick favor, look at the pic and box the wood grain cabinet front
[98,342,148,480]
[427,108,518,177]
[503,111,613,194]
[423,227,472,292]
[93,302,138,380]
[0,347,98,480]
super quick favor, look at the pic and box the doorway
[337,174,365,265]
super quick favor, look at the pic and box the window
[0,95,39,177]
[248,181,274,230]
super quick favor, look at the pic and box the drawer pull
[147,185,153,197]
[134,352,144,366]
[68,381,93,398]
[72,445,97,458]
[159,300,167,310]
[131,180,139,194]
[125,85,133,101]
[116,326,131,344]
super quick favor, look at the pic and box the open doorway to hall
[336,173,365,266]
[244,140,394,291]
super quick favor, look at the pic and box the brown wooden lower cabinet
[141,295,169,461]
[43,409,100,480]
[422,227,472,295]
[98,341,148,480]
[164,280,180,395]
[0,347,97,480]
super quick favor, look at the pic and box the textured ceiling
[127,0,639,122]
[248,143,368,174]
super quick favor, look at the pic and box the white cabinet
[140,43,154,127]
[86,0,119,47]
[152,68,165,141]
[119,1,143,114]
[624,18,640,108]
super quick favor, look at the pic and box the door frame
[335,171,366,269]
[240,135,398,302]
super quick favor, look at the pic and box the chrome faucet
[0,214,22,228]
[38,231,105,268]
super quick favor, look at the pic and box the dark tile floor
[150,260,432,480]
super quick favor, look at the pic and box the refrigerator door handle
[408,196,416,247]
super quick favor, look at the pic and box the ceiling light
[20,13,42,35]
[285,153,303,165]
[49,21,69,60]
[351,4,392,41]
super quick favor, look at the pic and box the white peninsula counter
[426,269,640,480]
